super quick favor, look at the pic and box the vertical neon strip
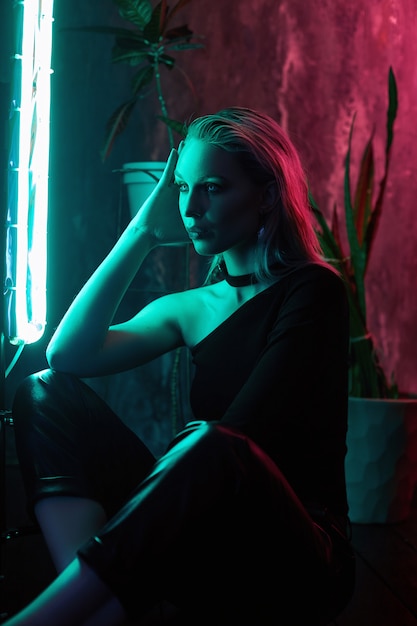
[8,0,54,344]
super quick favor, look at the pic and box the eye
[175,181,188,192]
[206,182,220,193]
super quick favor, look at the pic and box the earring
[257,214,266,239]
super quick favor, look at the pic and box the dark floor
[2,458,417,624]
[336,497,417,626]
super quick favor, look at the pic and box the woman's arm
[47,149,190,377]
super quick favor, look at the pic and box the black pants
[12,369,355,625]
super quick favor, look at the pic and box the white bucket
[122,161,166,218]
[346,397,417,523]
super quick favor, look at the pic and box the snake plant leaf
[344,116,367,320]
[311,198,354,304]
[311,195,368,375]
[309,194,343,262]
[314,215,341,262]
[312,67,398,398]
[353,135,374,247]
[101,99,137,162]
[365,67,398,263]
[115,0,153,29]
[349,335,386,397]
[386,66,398,153]
[330,203,344,258]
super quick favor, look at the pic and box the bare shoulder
[147,283,217,314]
[155,282,227,348]
[149,276,278,348]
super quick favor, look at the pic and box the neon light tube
[6,0,54,344]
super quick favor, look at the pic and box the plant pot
[345,397,417,524]
[122,161,166,218]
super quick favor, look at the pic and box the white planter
[122,161,166,218]
[345,397,417,524]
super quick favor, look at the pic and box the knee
[13,368,53,406]
[169,420,253,470]
[13,368,47,405]
[175,420,244,448]
[12,369,76,424]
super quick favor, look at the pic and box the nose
[181,188,203,218]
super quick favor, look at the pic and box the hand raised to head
[130,149,190,247]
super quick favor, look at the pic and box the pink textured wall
[6,0,415,431]
[161,0,417,394]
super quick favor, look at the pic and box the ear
[259,181,280,216]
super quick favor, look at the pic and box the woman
[7,107,355,625]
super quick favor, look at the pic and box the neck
[219,261,258,287]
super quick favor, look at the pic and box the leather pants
[12,369,355,625]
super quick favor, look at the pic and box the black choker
[219,261,258,287]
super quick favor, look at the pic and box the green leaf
[92,0,203,157]
[114,0,153,29]
[344,116,367,320]
[167,41,205,51]
[144,2,164,43]
[158,52,176,69]
[101,99,137,161]
[310,194,343,262]
[132,65,154,94]
[353,136,374,247]
[112,48,150,66]
[157,115,188,137]
[311,67,399,398]
[365,66,398,263]
[386,66,398,153]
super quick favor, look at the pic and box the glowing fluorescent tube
[6,0,54,344]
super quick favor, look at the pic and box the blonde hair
[184,107,333,282]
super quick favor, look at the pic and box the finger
[157,149,178,188]
[166,148,179,177]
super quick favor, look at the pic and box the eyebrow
[174,171,228,181]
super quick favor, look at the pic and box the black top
[190,263,350,518]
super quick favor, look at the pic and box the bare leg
[3,558,127,626]
[35,496,107,572]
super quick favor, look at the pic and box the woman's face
[174,138,264,257]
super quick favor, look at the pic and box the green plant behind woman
[311,67,398,399]
[68,0,204,160]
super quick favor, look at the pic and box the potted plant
[70,0,204,215]
[311,67,417,523]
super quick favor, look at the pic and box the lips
[187,229,208,240]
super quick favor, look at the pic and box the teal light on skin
[7,0,54,345]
